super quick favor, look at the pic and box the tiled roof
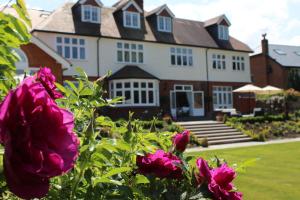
[269,44,300,68]
[25,3,251,52]
[108,65,159,80]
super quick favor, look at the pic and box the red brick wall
[21,43,63,83]
[250,54,288,89]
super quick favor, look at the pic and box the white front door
[191,91,205,116]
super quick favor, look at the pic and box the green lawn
[188,142,300,200]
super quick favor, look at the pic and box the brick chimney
[261,33,269,55]
[134,0,144,11]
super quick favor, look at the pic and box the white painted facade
[33,32,251,83]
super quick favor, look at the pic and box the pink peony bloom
[173,130,190,152]
[196,158,243,200]
[37,67,63,99]
[0,76,79,199]
[137,150,183,179]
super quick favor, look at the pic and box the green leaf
[102,167,131,179]
[135,174,149,184]
[92,177,123,186]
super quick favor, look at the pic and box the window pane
[148,82,153,88]
[134,82,139,88]
[132,14,138,27]
[132,52,137,63]
[131,44,136,50]
[241,63,245,71]
[171,55,176,65]
[125,82,131,88]
[64,46,70,58]
[141,91,147,104]
[116,83,122,89]
[134,91,139,104]
[56,37,62,43]
[183,56,187,66]
[188,56,193,66]
[138,52,143,63]
[117,42,122,48]
[165,17,171,31]
[177,48,181,54]
[57,46,63,56]
[159,17,164,30]
[124,43,130,49]
[125,13,131,26]
[64,38,70,44]
[116,91,122,97]
[141,82,146,88]
[125,91,131,104]
[177,55,182,65]
[80,47,85,59]
[138,45,143,50]
[117,51,123,62]
[149,91,154,104]
[72,47,78,59]
[72,38,77,45]
[92,7,98,22]
[79,39,85,45]
[125,51,130,62]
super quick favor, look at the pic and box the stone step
[187,126,233,132]
[194,132,244,138]
[207,135,250,141]
[192,129,240,135]
[179,123,225,129]
[208,138,253,145]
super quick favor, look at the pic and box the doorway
[170,85,204,118]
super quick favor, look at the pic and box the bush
[228,114,286,124]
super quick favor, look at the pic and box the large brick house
[11,0,253,119]
[250,35,300,90]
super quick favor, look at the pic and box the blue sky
[2,0,300,50]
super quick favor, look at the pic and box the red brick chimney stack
[134,0,144,11]
[262,33,269,55]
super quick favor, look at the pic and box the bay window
[110,80,159,107]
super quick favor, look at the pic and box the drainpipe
[205,48,211,117]
[97,37,101,78]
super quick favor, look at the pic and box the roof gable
[147,4,175,18]
[78,0,103,7]
[204,14,231,27]
[109,65,159,80]
[115,0,143,13]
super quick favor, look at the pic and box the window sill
[113,104,159,108]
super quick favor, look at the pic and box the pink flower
[0,76,79,199]
[137,150,183,179]
[173,130,190,152]
[37,67,63,99]
[196,158,243,200]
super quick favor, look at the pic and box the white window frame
[109,79,159,107]
[123,11,140,29]
[218,25,229,40]
[170,47,193,67]
[157,16,172,32]
[212,54,226,70]
[116,42,144,64]
[81,5,101,23]
[56,36,86,60]
[232,56,245,71]
[213,86,233,109]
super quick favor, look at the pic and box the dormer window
[158,16,172,32]
[81,5,100,23]
[124,11,140,29]
[218,25,229,40]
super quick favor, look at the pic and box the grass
[187,142,300,200]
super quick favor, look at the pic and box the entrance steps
[176,121,252,146]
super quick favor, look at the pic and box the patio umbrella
[233,84,263,114]
[259,85,283,95]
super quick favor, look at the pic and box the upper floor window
[218,25,229,40]
[56,37,86,60]
[158,16,172,32]
[123,11,140,29]
[170,47,193,67]
[212,54,226,70]
[232,56,245,71]
[117,42,144,64]
[82,5,101,23]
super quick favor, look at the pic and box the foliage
[227,114,286,124]
[0,0,31,101]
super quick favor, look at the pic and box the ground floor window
[213,86,233,109]
[109,79,159,107]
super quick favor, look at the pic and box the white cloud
[144,0,300,49]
